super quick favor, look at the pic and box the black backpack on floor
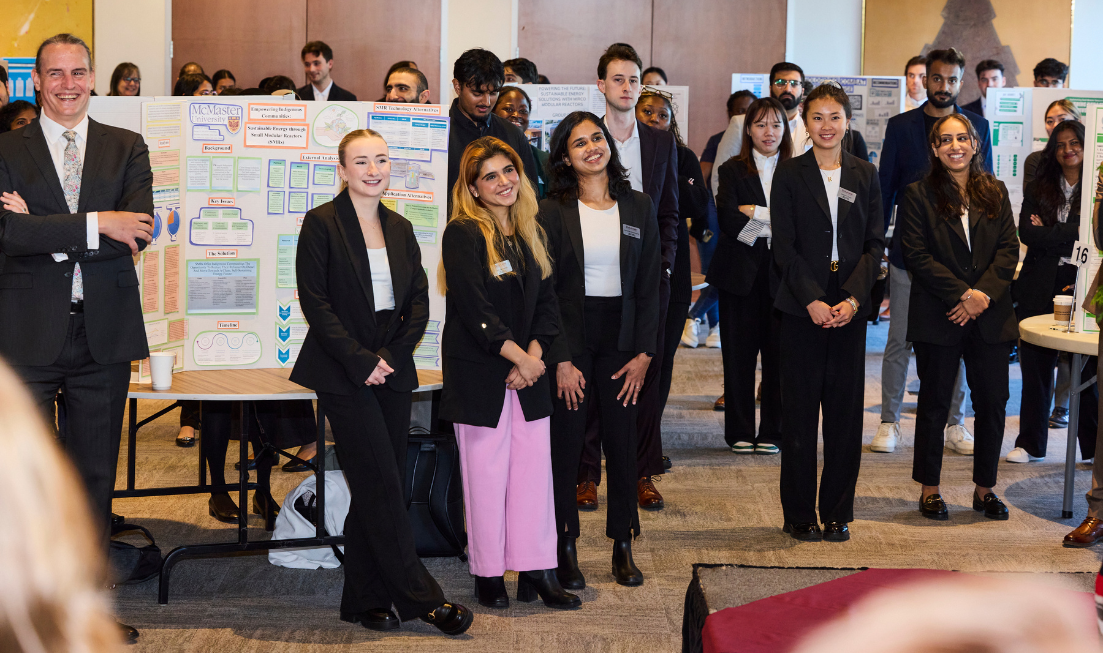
[404,428,467,560]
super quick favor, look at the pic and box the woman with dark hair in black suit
[1010,120,1096,464]
[899,114,1019,521]
[540,111,660,588]
[707,96,793,456]
[771,83,884,542]
[291,129,472,635]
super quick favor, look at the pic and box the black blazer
[898,179,1019,346]
[671,144,708,305]
[539,191,661,366]
[637,120,680,274]
[438,218,559,427]
[290,191,428,395]
[706,155,780,297]
[295,82,358,102]
[771,149,884,317]
[0,118,152,366]
[1012,179,1081,318]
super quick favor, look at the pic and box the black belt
[70,300,84,314]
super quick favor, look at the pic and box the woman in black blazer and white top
[899,114,1019,521]
[291,130,472,636]
[771,84,884,542]
[707,96,792,456]
[540,111,660,588]
[439,136,579,611]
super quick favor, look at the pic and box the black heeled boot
[611,539,643,586]
[473,575,508,608]
[556,535,586,590]
[251,491,280,531]
[208,492,240,523]
[516,569,581,609]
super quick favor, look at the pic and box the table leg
[237,401,248,544]
[127,398,137,491]
[1064,354,1083,518]
[315,400,326,539]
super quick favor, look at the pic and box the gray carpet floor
[113,321,1103,652]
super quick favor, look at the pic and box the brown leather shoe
[638,476,664,510]
[576,481,598,511]
[1064,517,1103,547]
[713,394,725,411]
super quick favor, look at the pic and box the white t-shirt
[578,200,622,297]
[820,168,841,262]
[366,247,396,311]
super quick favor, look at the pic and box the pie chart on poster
[314,105,358,147]
[152,210,163,242]
[167,208,181,240]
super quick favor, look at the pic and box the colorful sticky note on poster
[311,193,333,208]
[403,203,438,228]
[268,159,286,187]
[288,192,308,213]
[381,197,398,212]
[312,164,336,186]
[268,191,285,214]
[237,157,262,192]
[289,162,309,188]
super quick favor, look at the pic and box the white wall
[1071,0,1103,91]
[93,0,172,97]
[440,0,518,103]
[785,0,863,76]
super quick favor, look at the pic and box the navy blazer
[961,98,985,116]
[879,103,993,268]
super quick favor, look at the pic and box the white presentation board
[89,97,449,377]
[730,74,906,167]
[1074,105,1103,333]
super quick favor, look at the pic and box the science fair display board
[89,97,449,378]
[1071,105,1103,333]
[730,74,906,167]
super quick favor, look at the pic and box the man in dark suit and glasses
[0,33,153,644]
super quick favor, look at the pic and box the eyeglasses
[642,86,673,99]
[198,89,217,95]
[123,77,141,83]
[772,79,802,88]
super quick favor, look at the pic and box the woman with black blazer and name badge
[898,114,1019,521]
[439,136,580,611]
[540,111,660,587]
[291,129,473,636]
[771,83,884,542]
[707,96,792,456]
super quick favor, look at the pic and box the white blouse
[819,168,841,262]
[366,247,396,311]
[578,200,622,297]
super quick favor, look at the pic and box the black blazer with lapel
[539,191,661,366]
[770,149,884,317]
[1011,179,1080,318]
[637,120,680,275]
[295,82,358,102]
[898,179,1019,346]
[0,118,152,366]
[438,218,559,428]
[290,191,428,395]
[705,155,779,297]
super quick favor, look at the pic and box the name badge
[623,224,641,239]
[491,259,513,276]
[838,188,857,204]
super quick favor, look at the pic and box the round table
[1018,315,1099,517]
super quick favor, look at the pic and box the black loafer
[919,493,949,520]
[782,522,822,541]
[973,491,1009,520]
[341,608,400,631]
[118,621,139,644]
[420,603,473,636]
[208,493,240,523]
[823,522,850,541]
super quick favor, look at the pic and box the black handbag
[404,428,467,560]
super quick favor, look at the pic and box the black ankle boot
[251,491,280,531]
[473,575,508,608]
[516,569,581,609]
[611,539,643,586]
[208,492,239,523]
[556,535,586,590]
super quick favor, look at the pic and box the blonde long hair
[337,128,387,193]
[438,136,552,293]
[0,362,121,652]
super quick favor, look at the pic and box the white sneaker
[1006,447,1044,463]
[681,318,701,348]
[945,424,975,455]
[705,325,721,348]
[871,422,899,453]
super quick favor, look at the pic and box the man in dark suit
[296,41,358,102]
[0,33,153,644]
[875,47,992,457]
[961,59,1005,117]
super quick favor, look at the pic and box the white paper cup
[149,352,176,390]
[1054,295,1074,322]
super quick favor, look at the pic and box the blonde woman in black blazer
[291,129,472,636]
[899,114,1019,521]
[771,84,884,543]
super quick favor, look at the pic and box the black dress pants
[320,382,445,620]
[779,294,867,524]
[551,297,640,540]
[913,324,1011,488]
[1016,339,1097,458]
[718,273,782,447]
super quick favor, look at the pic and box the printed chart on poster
[1073,105,1103,333]
[730,74,905,167]
[89,97,449,377]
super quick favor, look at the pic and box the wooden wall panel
[652,0,787,154]
[306,1,441,103]
[172,0,306,90]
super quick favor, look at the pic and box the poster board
[730,74,906,167]
[1074,105,1103,333]
[89,97,450,376]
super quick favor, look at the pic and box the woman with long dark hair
[707,96,793,455]
[541,111,660,587]
[771,83,883,542]
[107,62,140,96]
[1009,120,1096,464]
[899,114,1019,521]
[439,136,579,610]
